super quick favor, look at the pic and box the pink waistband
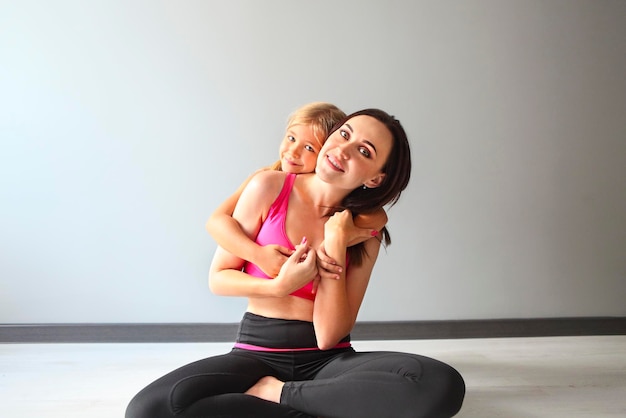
[233,341,352,352]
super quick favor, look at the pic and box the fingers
[300,246,317,268]
[260,245,292,278]
[290,237,308,259]
[275,237,318,293]
[317,242,342,267]
[311,274,321,294]
[315,248,342,281]
[315,255,341,280]
[317,258,342,276]
[290,238,317,270]
[315,241,333,263]
[345,226,380,247]
[275,245,294,257]
[318,265,340,281]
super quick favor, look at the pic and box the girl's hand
[256,244,293,278]
[325,210,376,247]
[273,237,318,296]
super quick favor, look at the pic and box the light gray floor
[1,336,625,417]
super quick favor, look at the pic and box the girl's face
[316,115,393,191]
[278,124,321,174]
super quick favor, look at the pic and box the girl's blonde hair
[270,102,346,171]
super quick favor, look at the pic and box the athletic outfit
[242,173,315,301]
[126,173,465,418]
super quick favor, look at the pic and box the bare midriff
[247,295,314,322]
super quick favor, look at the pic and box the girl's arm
[351,208,387,245]
[206,169,292,277]
[209,242,316,298]
[315,207,388,280]
[209,171,317,298]
[312,210,381,349]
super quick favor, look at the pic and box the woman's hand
[255,245,294,278]
[273,237,318,296]
[315,241,342,281]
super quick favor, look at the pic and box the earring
[362,185,367,190]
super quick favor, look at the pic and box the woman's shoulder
[242,170,289,201]
[248,169,289,186]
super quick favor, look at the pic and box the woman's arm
[209,171,318,298]
[312,210,381,349]
[206,169,293,277]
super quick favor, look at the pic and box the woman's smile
[325,154,345,172]
[316,115,393,190]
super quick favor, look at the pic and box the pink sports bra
[243,173,315,301]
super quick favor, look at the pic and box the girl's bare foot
[245,376,284,403]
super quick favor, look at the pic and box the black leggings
[126,313,465,418]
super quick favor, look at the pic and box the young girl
[206,102,388,279]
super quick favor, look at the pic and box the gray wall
[1,0,625,323]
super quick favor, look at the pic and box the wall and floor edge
[1,317,625,343]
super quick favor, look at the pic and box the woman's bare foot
[245,376,284,403]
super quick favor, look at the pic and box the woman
[205,101,386,279]
[126,109,465,418]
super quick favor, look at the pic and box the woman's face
[316,115,392,190]
[278,124,321,174]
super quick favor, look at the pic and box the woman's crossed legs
[126,349,464,418]
[280,350,465,418]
